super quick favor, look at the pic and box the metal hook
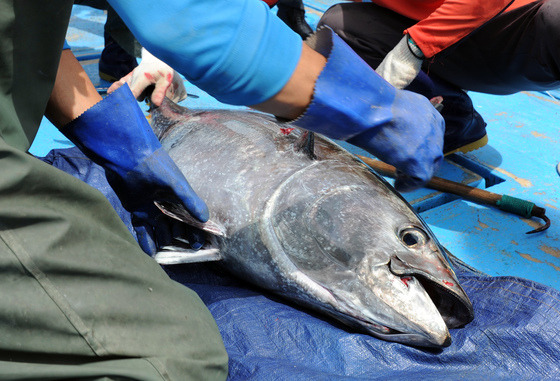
[526,206,551,234]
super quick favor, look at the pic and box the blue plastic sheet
[40,147,560,380]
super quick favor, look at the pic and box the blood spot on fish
[280,128,295,135]
[144,72,154,81]
[443,280,454,287]
[401,276,412,287]
[167,73,173,83]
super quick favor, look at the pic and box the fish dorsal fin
[295,131,317,160]
[154,247,222,265]
[154,201,227,237]
[150,97,194,140]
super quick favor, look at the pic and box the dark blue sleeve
[107,0,303,106]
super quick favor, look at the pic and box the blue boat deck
[31,3,560,290]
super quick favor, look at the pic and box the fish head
[263,160,473,347]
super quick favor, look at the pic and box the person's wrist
[406,35,424,60]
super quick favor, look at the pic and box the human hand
[108,47,187,106]
[347,89,444,192]
[61,84,207,255]
[293,27,442,192]
[375,35,423,90]
[120,148,209,254]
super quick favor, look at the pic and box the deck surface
[30,3,560,290]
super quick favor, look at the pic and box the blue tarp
[40,147,560,380]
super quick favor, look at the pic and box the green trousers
[0,138,228,380]
[0,2,226,378]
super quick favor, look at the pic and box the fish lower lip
[351,316,394,335]
[381,331,452,348]
[359,320,451,348]
[355,315,452,347]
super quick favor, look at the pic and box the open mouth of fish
[298,267,466,348]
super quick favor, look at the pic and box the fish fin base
[295,131,316,160]
[154,201,226,237]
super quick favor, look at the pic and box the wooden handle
[356,156,550,233]
[356,155,502,206]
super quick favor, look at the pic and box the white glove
[375,35,424,90]
[108,48,187,106]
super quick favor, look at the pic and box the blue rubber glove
[294,27,444,191]
[61,84,208,254]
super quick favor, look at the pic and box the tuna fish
[151,98,474,348]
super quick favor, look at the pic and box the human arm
[107,0,303,109]
[45,49,103,127]
[109,40,323,118]
[45,48,208,255]
[374,0,525,88]
[108,0,444,190]
[406,0,525,58]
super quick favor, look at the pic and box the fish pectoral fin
[154,247,222,265]
[154,200,226,237]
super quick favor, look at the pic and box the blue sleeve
[107,0,303,106]
[63,40,70,50]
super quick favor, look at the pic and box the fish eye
[399,227,428,248]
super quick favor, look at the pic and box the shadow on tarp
[39,147,560,380]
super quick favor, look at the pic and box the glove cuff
[292,27,396,141]
[61,84,162,177]
[406,35,424,60]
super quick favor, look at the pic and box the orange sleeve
[405,0,535,58]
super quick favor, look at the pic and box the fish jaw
[261,193,451,346]
[352,263,451,347]
[288,259,452,348]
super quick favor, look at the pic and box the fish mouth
[389,255,474,330]
[309,272,453,348]
[415,275,473,329]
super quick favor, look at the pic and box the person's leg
[104,4,142,57]
[318,3,488,155]
[0,139,227,380]
[532,0,560,87]
[318,3,414,69]
[429,0,559,94]
[99,5,140,82]
[322,1,559,94]
[74,0,107,10]
[74,1,139,81]
[276,0,313,39]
